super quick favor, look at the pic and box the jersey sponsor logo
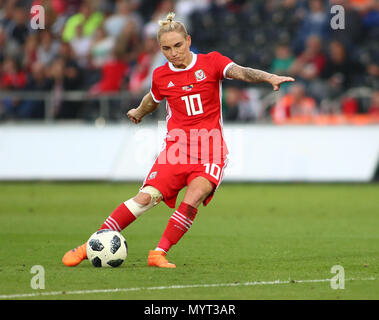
[182,84,194,92]
[167,81,175,88]
[195,69,206,81]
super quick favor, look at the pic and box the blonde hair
[157,12,188,42]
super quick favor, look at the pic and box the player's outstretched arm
[225,63,295,91]
[127,92,159,124]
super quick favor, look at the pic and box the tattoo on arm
[226,64,273,83]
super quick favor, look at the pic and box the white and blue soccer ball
[86,230,128,268]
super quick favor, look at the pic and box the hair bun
[157,12,188,41]
[159,12,176,26]
[166,12,175,22]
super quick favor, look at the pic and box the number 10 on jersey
[204,163,221,180]
[181,94,204,116]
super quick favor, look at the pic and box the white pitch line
[0,277,376,299]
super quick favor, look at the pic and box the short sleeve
[209,51,235,80]
[150,70,164,103]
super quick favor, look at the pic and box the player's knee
[134,192,152,206]
[137,186,163,206]
[124,186,163,218]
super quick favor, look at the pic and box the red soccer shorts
[141,156,229,208]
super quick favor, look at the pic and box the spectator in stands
[114,18,142,66]
[7,5,29,47]
[293,0,329,53]
[86,47,129,120]
[128,29,163,96]
[17,61,53,118]
[318,40,363,99]
[22,33,38,72]
[48,43,82,119]
[271,83,317,123]
[222,85,240,121]
[368,90,379,116]
[274,0,306,37]
[271,43,295,75]
[362,0,379,30]
[175,0,211,30]
[0,0,15,33]
[270,42,295,91]
[89,49,129,96]
[143,0,177,37]
[366,62,379,89]
[59,0,84,16]
[341,96,359,115]
[36,30,61,67]
[289,34,326,82]
[104,0,143,39]
[0,27,10,63]
[222,84,263,122]
[0,56,27,119]
[62,1,104,43]
[81,24,113,89]
[0,56,27,90]
[70,23,93,68]
[89,25,115,70]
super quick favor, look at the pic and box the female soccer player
[62,12,294,268]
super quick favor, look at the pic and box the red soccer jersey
[150,51,234,164]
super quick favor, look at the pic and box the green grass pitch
[0,182,378,300]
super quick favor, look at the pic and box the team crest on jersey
[182,84,194,91]
[195,69,206,81]
[148,171,157,180]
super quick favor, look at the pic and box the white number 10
[181,94,203,116]
[204,163,221,180]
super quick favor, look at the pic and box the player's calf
[100,186,163,231]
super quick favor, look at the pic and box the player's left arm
[225,63,295,91]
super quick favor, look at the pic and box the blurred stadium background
[0,0,378,182]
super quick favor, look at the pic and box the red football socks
[99,203,136,232]
[156,202,198,253]
[99,201,198,254]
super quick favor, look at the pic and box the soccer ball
[86,229,128,268]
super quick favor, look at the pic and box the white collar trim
[168,52,197,72]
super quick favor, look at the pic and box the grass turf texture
[0,182,378,300]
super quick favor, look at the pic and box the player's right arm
[127,92,159,124]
